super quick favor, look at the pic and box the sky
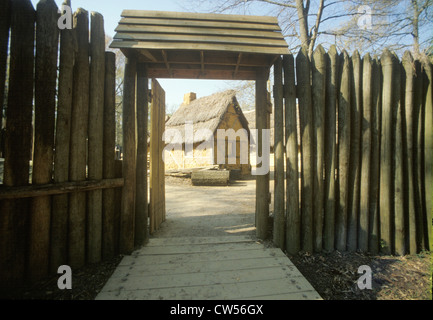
[30,0,252,109]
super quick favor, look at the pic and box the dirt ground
[2,175,432,300]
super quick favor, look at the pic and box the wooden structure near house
[111,10,289,243]
[165,90,251,175]
[0,3,432,294]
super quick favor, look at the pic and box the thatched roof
[165,90,249,144]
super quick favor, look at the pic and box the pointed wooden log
[323,45,338,252]
[102,51,117,259]
[347,51,362,252]
[120,55,137,254]
[29,0,59,281]
[51,0,76,272]
[87,11,105,264]
[273,56,285,249]
[297,47,314,253]
[359,54,372,252]
[311,45,326,252]
[283,54,300,254]
[69,8,90,268]
[0,0,35,290]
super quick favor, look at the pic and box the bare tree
[330,0,433,57]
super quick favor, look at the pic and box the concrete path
[96,179,321,300]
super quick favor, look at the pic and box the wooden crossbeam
[161,50,172,77]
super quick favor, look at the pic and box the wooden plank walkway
[96,235,321,300]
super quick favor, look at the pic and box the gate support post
[135,63,149,246]
[120,55,137,254]
[256,68,270,239]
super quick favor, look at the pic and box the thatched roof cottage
[164,90,251,175]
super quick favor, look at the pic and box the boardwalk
[96,179,321,300]
[96,235,321,300]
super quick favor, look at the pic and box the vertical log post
[347,50,362,252]
[297,48,314,252]
[0,0,35,289]
[414,60,425,251]
[369,57,382,255]
[273,57,285,249]
[69,8,90,268]
[0,0,11,146]
[255,68,270,240]
[324,45,338,252]
[379,49,396,255]
[336,51,351,252]
[283,54,300,254]
[135,63,149,246]
[402,52,417,254]
[102,52,117,259]
[394,57,405,256]
[87,11,105,264]
[312,45,326,252]
[29,0,59,281]
[423,62,433,251]
[120,55,137,254]
[359,54,372,252]
[51,0,76,272]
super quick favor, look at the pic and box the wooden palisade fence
[273,45,433,256]
[0,0,138,291]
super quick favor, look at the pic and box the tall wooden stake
[69,8,90,268]
[0,0,35,289]
[336,51,351,252]
[283,54,300,254]
[273,57,285,249]
[29,0,59,281]
[135,63,149,246]
[102,51,117,259]
[255,68,270,240]
[324,45,338,252]
[297,48,314,252]
[312,45,326,252]
[87,11,105,264]
[51,0,76,272]
[120,56,137,254]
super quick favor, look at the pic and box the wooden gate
[149,79,166,234]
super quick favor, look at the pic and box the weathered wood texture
[0,0,35,290]
[311,45,326,252]
[255,69,270,240]
[150,79,166,234]
[69,8,90,268]
[347,51,362,252]
[336,51,351,252]
[103,52,117,259]
[359,54,372,252]
[296,48,314,253]
[29,0,59,280]
[273,57,285,249]
[120,56,137,254]
[0,0,10,148]
[423,62,433,251]
[51,0,76,272]
[323,46,338,252]
[135,63,149,247]
[87,12,106,264]
[280,48,430,255]
[283,54,300,255]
